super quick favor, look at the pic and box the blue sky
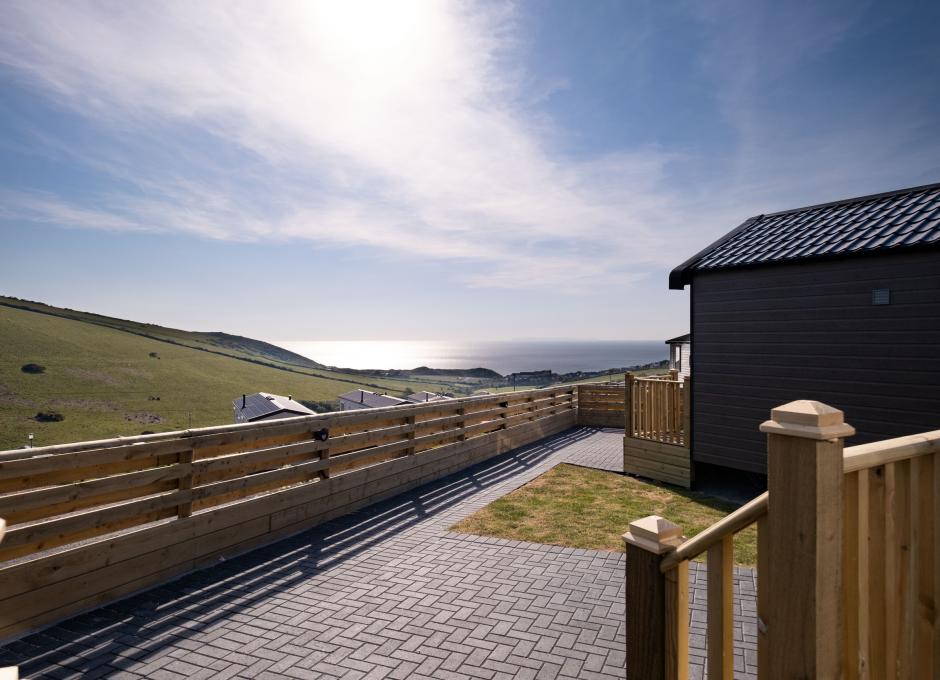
[1,0,938,343]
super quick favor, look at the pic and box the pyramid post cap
[759,400,855,440]
[623,515,684,554]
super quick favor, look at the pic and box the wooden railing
[576,383,626,428]
[623,372,692,487]
[0,385,577,639]
[842,431,939,679]
[627,372,688,446]
[624,400,939,679]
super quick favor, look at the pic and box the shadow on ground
[0,427,596,678]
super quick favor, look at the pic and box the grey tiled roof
[232,392,315,423]
[403,391,451,404]
[670,181,940,287]
[338,389,409,408]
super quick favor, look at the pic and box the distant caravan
[233,392,316,423]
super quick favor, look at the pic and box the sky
[1,0,938,343]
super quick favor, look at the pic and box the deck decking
[0,428,757,679]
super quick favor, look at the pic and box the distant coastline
[276,340,667,376]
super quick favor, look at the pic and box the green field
[473,366,668,395]
[0,302,461,450]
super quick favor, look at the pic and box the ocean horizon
[275,340,667,376]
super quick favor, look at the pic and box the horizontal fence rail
[0,385,577,639]
[576,383,626,428]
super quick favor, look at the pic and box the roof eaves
[668,216,761,290]
[664,333,691,344]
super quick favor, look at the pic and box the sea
[275,340,666,376]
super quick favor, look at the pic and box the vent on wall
[872,288,891,305]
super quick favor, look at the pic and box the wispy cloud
[0,190,150,233]
[1,0,937,294]
[0,0,688,289]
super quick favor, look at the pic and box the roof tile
[691,183,940,272]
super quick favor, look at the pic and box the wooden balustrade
[0,385,577,639]
[624,401,940,679]
[623,373,692,487]
[840,428,940,679]
[626,495,770,680]
[628,374,687,445]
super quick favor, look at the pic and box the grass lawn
[450,463,757,566]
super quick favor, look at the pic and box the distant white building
[666,333,691,378]
[233,392,315,423]
[403,391,451,404]
[338,389,409,411]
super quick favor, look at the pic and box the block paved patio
[0,427,757,679]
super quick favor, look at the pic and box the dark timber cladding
[671,180,940,474]
[691,249,940,473]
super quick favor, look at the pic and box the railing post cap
[623,515,684,554]
[759,400,855,441]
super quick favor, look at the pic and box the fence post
[760,400,854,679]
[456,405,467,441]
[681,376,691,449]
[177,446,194,518]
[625,373,635,436]
[576,385,584,426]
[624,515,687,679]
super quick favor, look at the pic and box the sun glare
[301,1,440,75]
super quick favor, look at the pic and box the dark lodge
[670,181,940,474]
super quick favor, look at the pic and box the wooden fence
[624,399,939,679]
[0,520,14,680]
[623,372,692,488]
[0,386,576,640]
[628,372,687,446]
[576,383,626,428]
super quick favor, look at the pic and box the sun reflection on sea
[271,340,667,375]
[276,341,451,370]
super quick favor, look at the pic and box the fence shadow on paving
[0,427,595,678]
[0,385,579,639]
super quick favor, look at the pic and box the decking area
[0,427,759,680]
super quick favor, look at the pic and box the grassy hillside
[0,295,327,370]
[0,304,456,450]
